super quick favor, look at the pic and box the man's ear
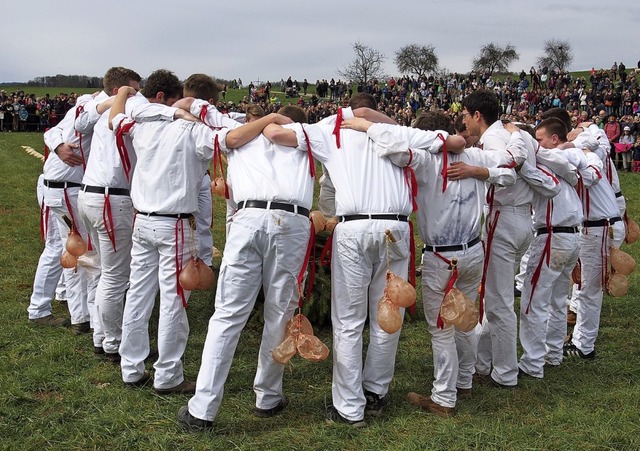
[155,92,165,103]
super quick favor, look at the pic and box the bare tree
[395,44,439,79]
[537,39,573,72]
[337,41,386,86]
[472,43,520,75]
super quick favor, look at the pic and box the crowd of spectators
[5,63,640,170]
[221,62,640,170]
[0,90,78,132]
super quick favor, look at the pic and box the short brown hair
[539,107,571,131]
[348,93,377,110]
[103,66,141,95]
[535,117,568,142]
[413,111,454,134]
[183,74,221,102]
[278,105,307,123]
[141,69,182,100]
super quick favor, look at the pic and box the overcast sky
[3,1,639,85]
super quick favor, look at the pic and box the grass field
[1,131,639,450]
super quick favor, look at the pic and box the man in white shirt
[109,84,222,393]
[38,93,98,335]
[518,119,581,377]
[462,90,533,388]
[342,111,524,416]
[76,69,183,361]
[178,106,313,431]
[259,94,463,426]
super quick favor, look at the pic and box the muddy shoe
[71,321,91,335]
[154,379,196,395]
[407,392,455,418]
[30,314,69,327]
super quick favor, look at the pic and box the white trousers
[78,190,133,353]
[570,222,624,354]
[42,184,99,327]
[330,219,410,422]
[519,232,580,374]
[422,243,483,408]
[476,206,532,386]
[28,176,64,320]
[188,209,310,421]
[120,214,191,388]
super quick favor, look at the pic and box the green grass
[1,132,640,450]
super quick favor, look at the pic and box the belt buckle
[292,204,298,214]
[460,241,469,250]
[265,200,272,210]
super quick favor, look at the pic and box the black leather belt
[423,236,481,253]
[340,214,408,222]
[44,180,81,189]
[615,191,623,198]
[536,226,579,236]
[583,216,622,227]
[82,184,130,196]
[237,200,310,217]
[137,211,192,219]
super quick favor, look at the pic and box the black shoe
[325,405,366,428]
[145,346,159,363]
[514,287,522,297]
[518,368,538,380]
[71,321,91,335]
[94,346,105,355]
[490,377,517,389]
[124,370,152,388]
[104,352,121,364]
[253,396,289,418]
[563,342,596,359]
[364,390,390,416]
[177,405,213,432]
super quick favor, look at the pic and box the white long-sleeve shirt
[112,104,223,214]
[80,92,150,188]
[43,94,94,183]
[219,123,315,210]
[300,118,413,217]
[364,124,525,246]
[479,120,534,207]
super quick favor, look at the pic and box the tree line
[340,38,574,86]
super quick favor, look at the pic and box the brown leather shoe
[154,379,196,395]
[456,387,472,399]
[472,372,492,386]
[30,314,69,327]
[71,321,91,335]
[124,370,152,388]
[407,392,455,418]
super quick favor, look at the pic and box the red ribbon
[433,252,459,329]
[478,185,499,324]
[115,119,135,182]
[403,149,418,212]
[332,108,342,149]
[320,229,335,267]
[301,125,316,178]
[102,193,117,252]
[212,135,230,199]
[438,134,448,193]
[297,221,317,308]
[525,199,553,314]
[174,218,187,308]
